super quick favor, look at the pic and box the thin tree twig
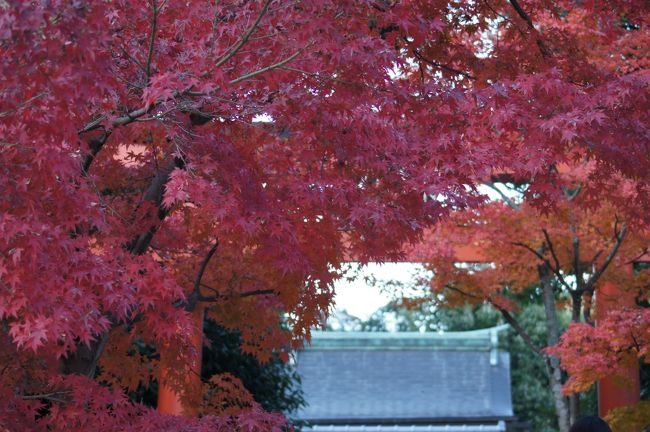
[119,46,147,75]
[21,391,71,401]
[414,50,476,80]
[214,0,272,68]
[229,42,312,84]
[0,92,46,118]
[506,0,551,57]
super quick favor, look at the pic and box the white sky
[332,262,425,320]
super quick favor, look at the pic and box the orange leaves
[201,373,255,416]
[550,309,650,393]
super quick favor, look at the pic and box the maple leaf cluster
[1,0,649,429]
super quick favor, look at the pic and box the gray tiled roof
[293,329,513,423]
[302,423,507,431]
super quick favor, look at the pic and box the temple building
[292,325,515,432]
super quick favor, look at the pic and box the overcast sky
[331,262,426,320]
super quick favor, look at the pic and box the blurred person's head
[569,416,612,432]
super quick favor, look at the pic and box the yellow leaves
[606,400,650,432]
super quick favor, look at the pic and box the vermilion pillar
[158,308,204,416]
[596,281,640,417]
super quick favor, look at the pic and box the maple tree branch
[541,229,573,292]
[444,284,482,300]
[585,223,626,291]
[188,240,220,311]
[77,106,153,173]
[0,92,46,118]
[507,0,534,29]
[119,46,147,75]
[21,391,71,403]
[229,42,312,84]
[541,230,561,275]
[239,289,275,298]
[81,129,112,175]
[210,1,220,54]
[513,240,573,293]
[513,241,547,262]
[444,285,544,356]
[60,332,110,377]
[79,106,151,135]
[625,247,648,265]
[587,250,603,274]
[482,0,514,26]
[485,182,520,210]
[414,51,476,80]
[493,304,543,356]
[197,287,275,303]
[506,0,550,57]
[146,0,159,79]
[127,156,186,255]
[214,0,272,68]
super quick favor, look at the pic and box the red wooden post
[158,307,204,416]
[596,281,640,417]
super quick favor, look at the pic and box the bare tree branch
[146,0,160,79]
[21,391,71,402]
[215,0,273,68]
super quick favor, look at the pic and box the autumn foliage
[1,0,649,430]
[415,167,650,386]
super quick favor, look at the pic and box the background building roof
[293,327,513,424]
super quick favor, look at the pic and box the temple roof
[292,326,513,425]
